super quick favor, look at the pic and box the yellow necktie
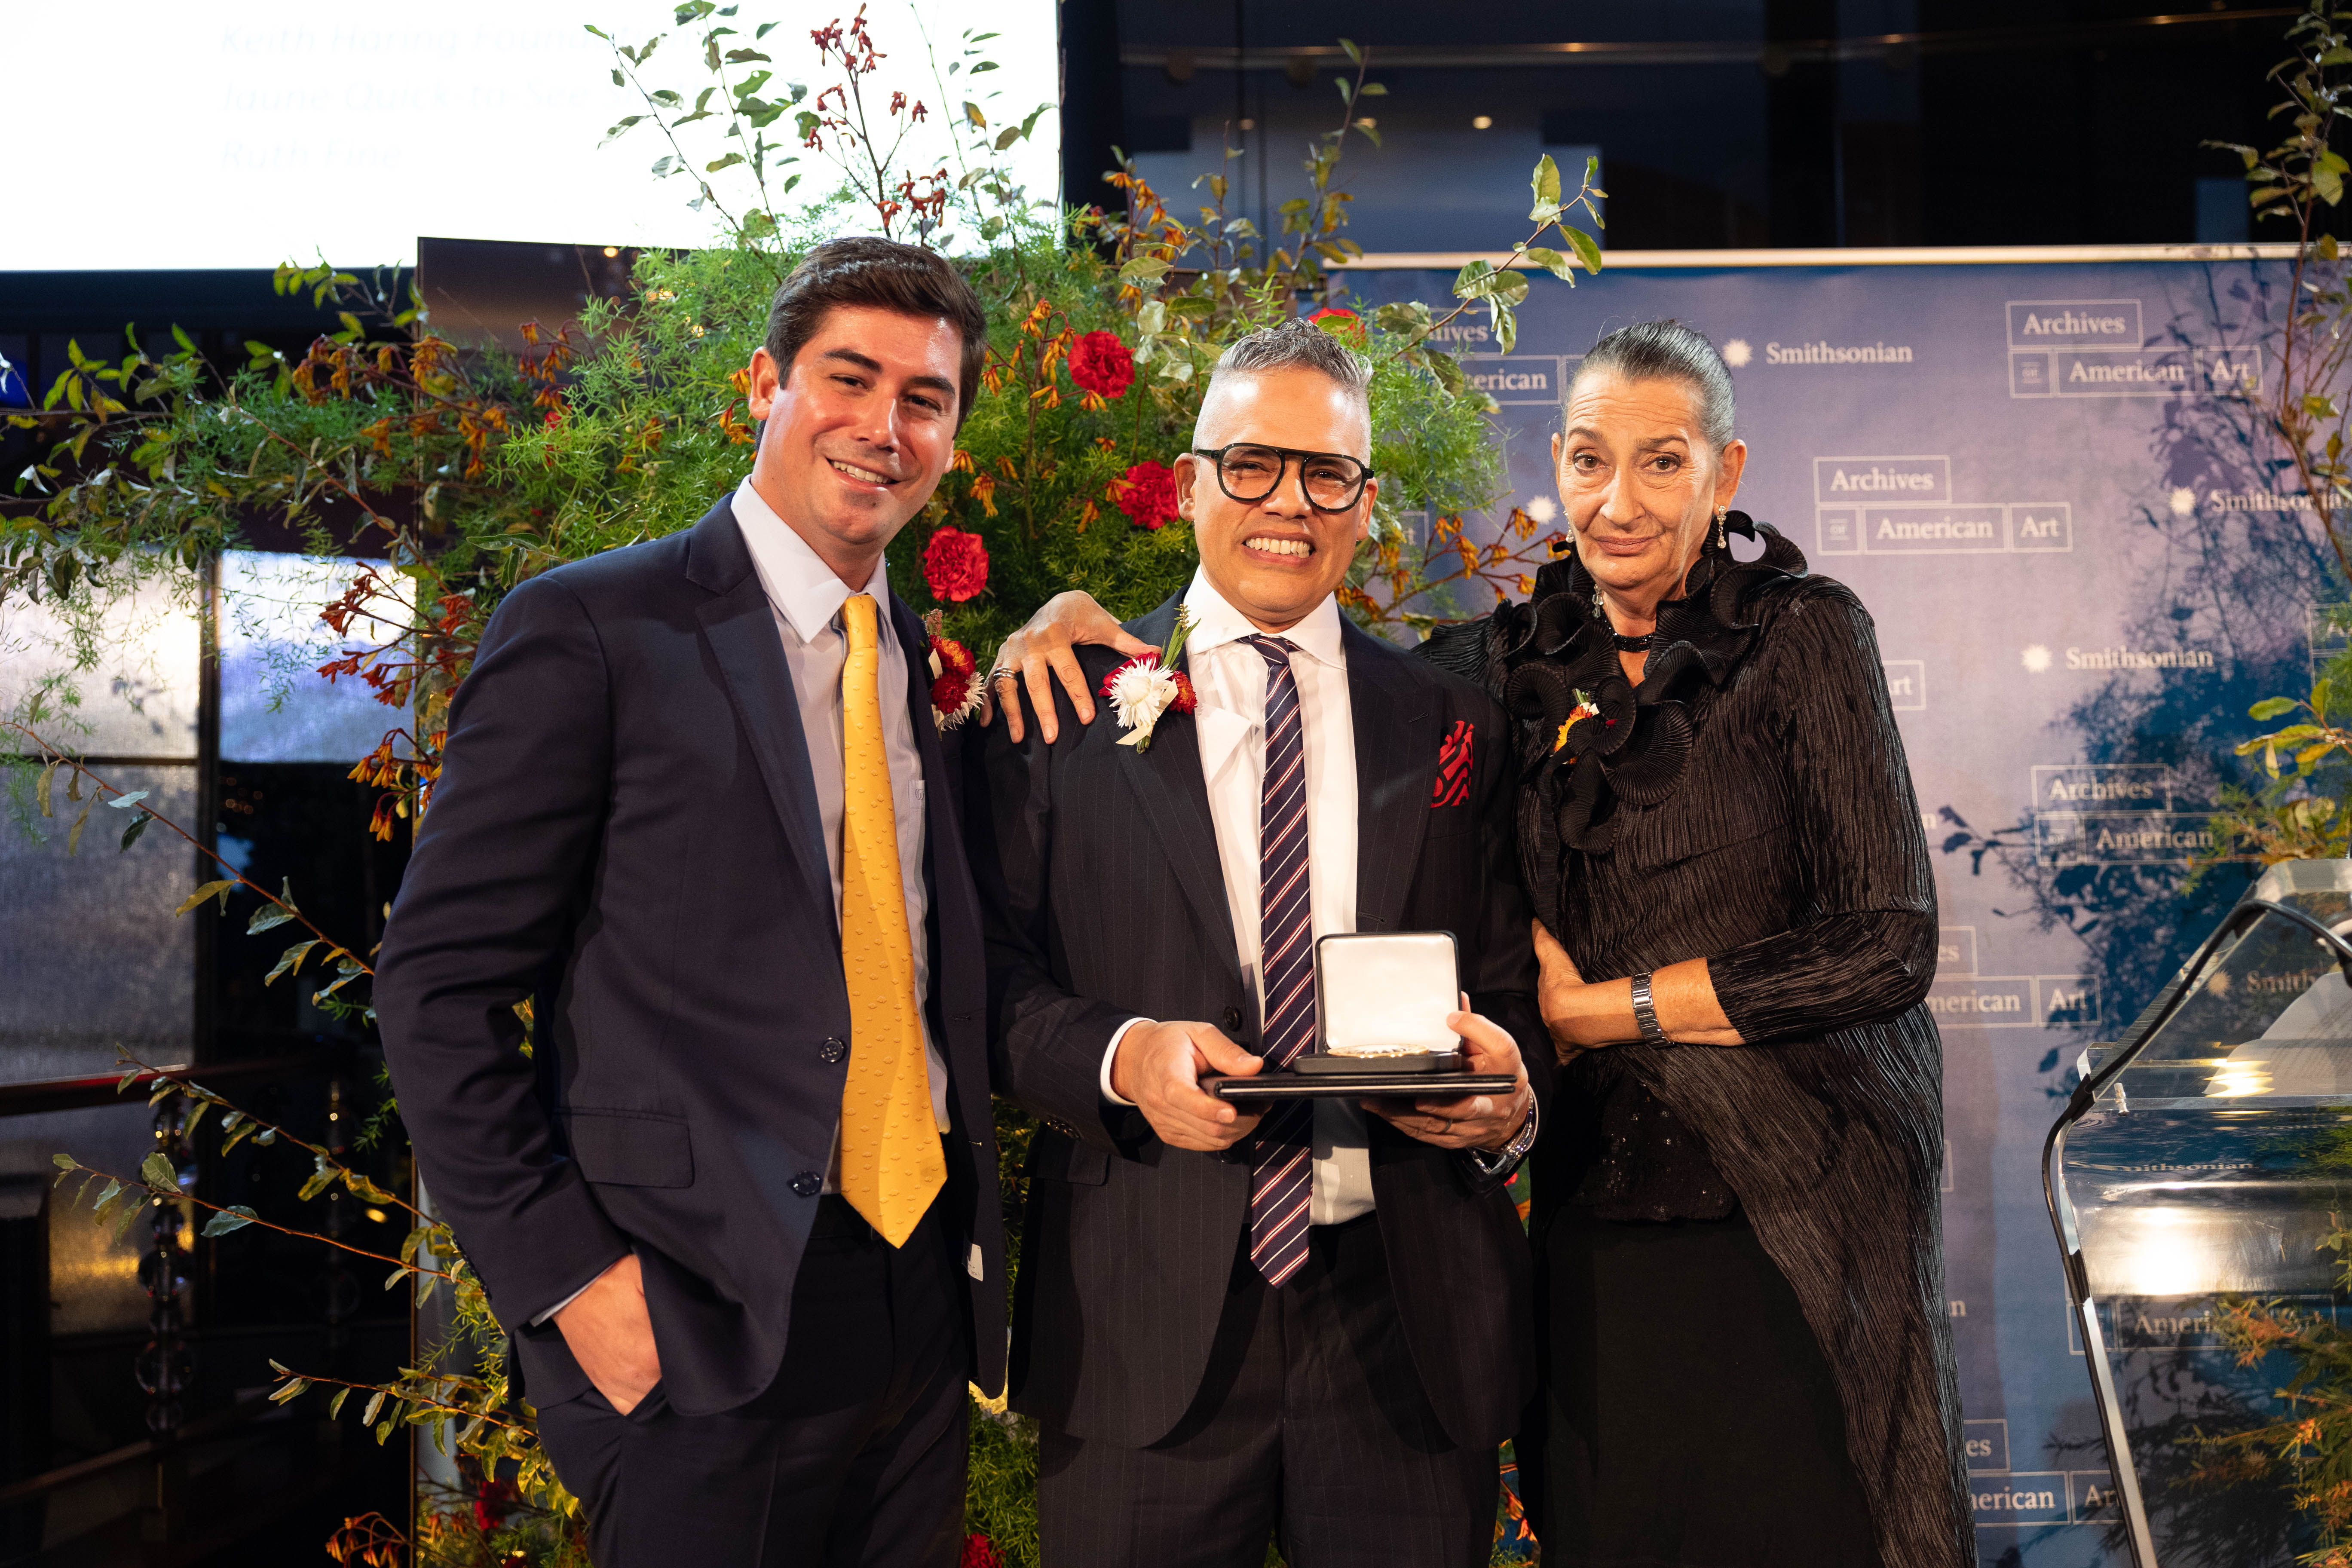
[836,593,945,1246]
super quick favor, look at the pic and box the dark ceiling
[1063,0,2322,251]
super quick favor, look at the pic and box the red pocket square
[1431,719,1473,808]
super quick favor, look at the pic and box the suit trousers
[535,1196,969,1568]
[1036,1214,1497,1568]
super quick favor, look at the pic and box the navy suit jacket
[377,497,1007,1418]
[968,594,1548,1451]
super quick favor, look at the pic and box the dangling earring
[1713,505,1727,552]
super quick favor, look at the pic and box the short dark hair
[1567,319,1735,450]
[763,237,989,426]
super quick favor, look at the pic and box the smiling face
[1178,367,1375,633]
[744,303,965,587]
[1551,368,1748,620]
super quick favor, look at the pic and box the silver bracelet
[1629,972,1669,1045]
[1467,1098,1539,1176]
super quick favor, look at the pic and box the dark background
[1062,0,2324,254]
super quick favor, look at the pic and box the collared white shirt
[1104,569,1375,1225]
[731,479,953,1162]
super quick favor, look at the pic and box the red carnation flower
[961,1535,1004,1568]
[1068,331,1135,399]
[1113,460,1180,530]
[1308,306,1365,343]
[922,525,989,602]
[928,633,981,726]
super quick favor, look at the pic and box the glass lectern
[2048,860,2352,1568]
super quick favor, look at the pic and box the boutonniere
[1101,607,1198,753]
[1553,689,1601,761]
[924,610,985,730]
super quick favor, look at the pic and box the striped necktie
[1243,634,1315,1287]
[835,592,945,1246]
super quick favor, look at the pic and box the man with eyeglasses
[966,318,1548,1566]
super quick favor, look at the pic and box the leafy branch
[2205,643,2352,863]
[112,1047,425,1222]
[267,1363,535,1441]
[591,11,802,263]
[1345,506,1563,634]
[1373,151,1606,378]
[9,722,376,1006]
[51,1147,450,1283]
[49,1055,565,1535]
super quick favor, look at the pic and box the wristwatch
[1465,1099,1540,1179]
[1630,971,1669,1045]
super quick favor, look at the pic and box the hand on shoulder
[989,591,1153,744]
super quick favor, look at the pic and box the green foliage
[2205,1274,2352,1561]
[4,21,1598,1567]
[2208,0,2352,587]
[966,1401,1041,1567]
[2197,1,2352,873]
[52,1051,588,1563]
[2205,613,2352,867]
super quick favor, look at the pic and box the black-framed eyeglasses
[1192,444,1375,513]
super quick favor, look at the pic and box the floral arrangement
[1,12,1600,1568]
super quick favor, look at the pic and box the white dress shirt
[1103,570,1375,1225]
[731,479,953,1163]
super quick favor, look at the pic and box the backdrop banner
[1349,254,2322,1568]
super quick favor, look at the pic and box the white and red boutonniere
[1100,607,1198,753]
[924,610,985,730]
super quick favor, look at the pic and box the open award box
[1207,932,1518,1101]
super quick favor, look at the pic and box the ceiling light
[603,245,619,257]
[1239,117,1256,130]
[1472,115,1493,130]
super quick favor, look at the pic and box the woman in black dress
[1417,320,1972,1568]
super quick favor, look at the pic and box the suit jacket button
[1221,1006,1243,1032]
[790,1172,822,1197]
[820,1036,848,1064]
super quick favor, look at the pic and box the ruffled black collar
[1483,512,1806,899]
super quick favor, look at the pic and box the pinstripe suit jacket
[969,594,1550,1451]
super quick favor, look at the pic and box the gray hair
[1206,316,1373,406]
[1566,319,1736,452]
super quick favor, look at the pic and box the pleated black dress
[1421,517,1975,1568]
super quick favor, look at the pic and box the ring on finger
[986,665,1017,687]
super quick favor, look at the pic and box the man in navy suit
[377,237,1008,1567]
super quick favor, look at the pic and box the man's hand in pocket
[554,1253,662,1413]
